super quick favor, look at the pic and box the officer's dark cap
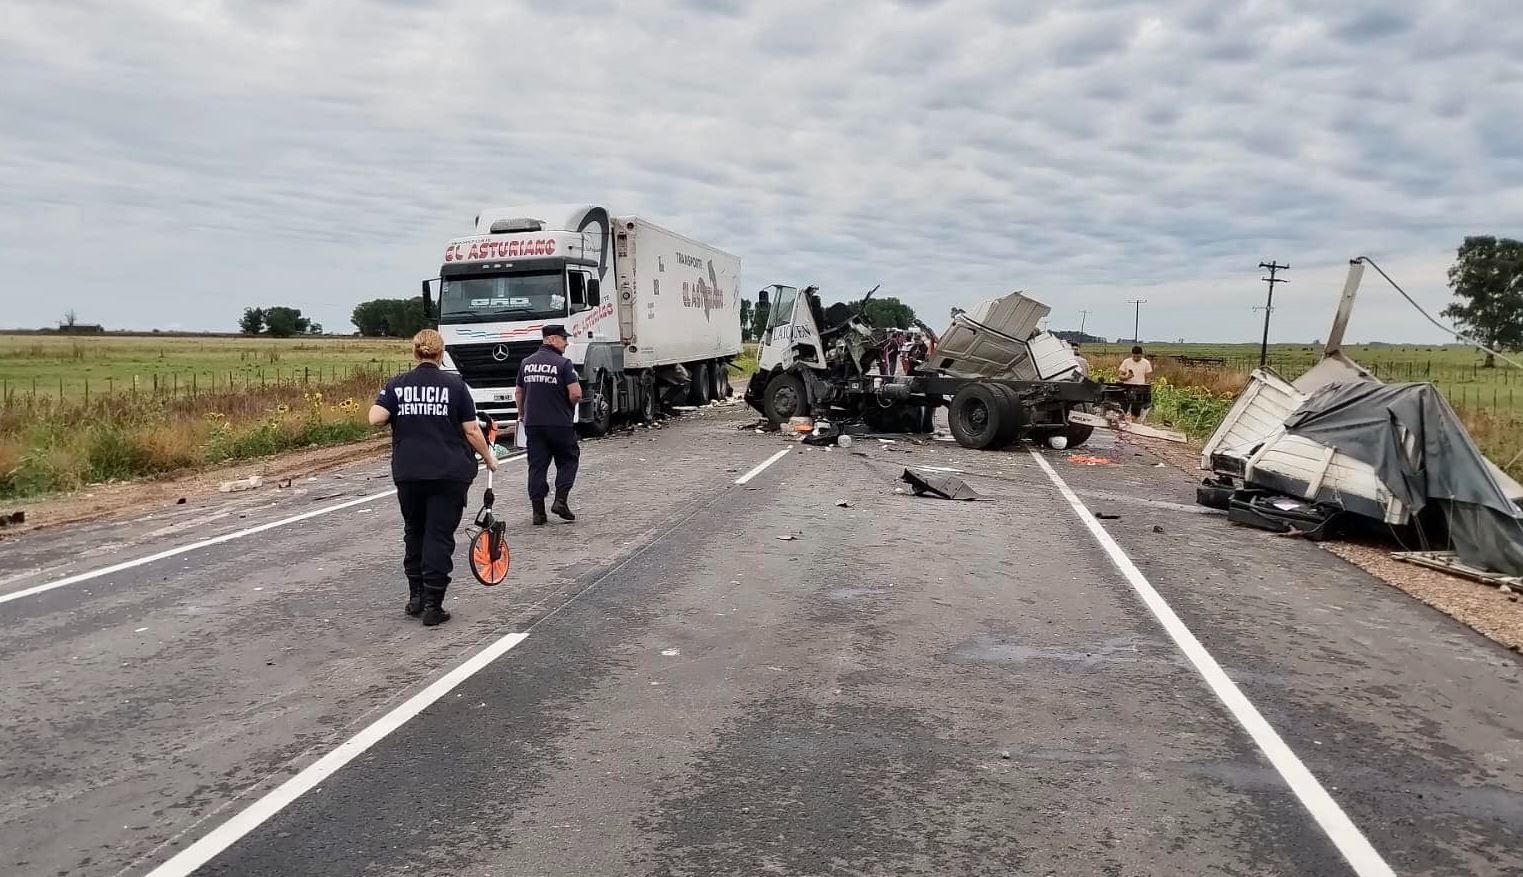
[542,324,570,339]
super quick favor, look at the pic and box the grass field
[0,334,412,400]
[1084,342,1523,417]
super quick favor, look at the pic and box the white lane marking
[0,454,527,607]
[735,448,792,484]
[141,631,530,877]
[1029,452,1396,877]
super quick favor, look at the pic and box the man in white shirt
[1071,343,1090,378]
[1118,345,1153,418]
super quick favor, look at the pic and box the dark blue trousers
[525,426,580,500]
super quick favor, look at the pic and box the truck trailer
[423,204,742,435]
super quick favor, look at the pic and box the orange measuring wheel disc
[469,528,511,586]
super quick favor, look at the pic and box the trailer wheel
[948,383,1008,449]
[719,365,733,399]
[580,375,614,438]
[709,360,727,401]
[987,384,1029,447]
[689,362,712,406]
[763,373,807,426]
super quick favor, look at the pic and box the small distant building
[55,323,105,334]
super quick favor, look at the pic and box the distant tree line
[350,297,430,338]
[239,307,322,338]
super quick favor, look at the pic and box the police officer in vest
[515,324,582,525]
[369,329,499,626]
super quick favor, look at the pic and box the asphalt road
[1,403,1520,876]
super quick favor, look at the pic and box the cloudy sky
[2,0,1520,342]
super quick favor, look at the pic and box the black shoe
[420,590,451,627]
[404,583,424,617]
[551,492,575,521]
[531,498,548,526]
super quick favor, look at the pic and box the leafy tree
[61,309,79,329]
[307,322,324,335]
[351,297,430,337]
[739,298,754,341]
[1443,236,1523,367]
[263,306,311,338]
[858,296,918,330]
[238,307,266,335]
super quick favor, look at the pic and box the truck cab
[427,205,618,428]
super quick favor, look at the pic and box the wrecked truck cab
[747,285,1132,450]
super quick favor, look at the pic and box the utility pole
[1127,299,1146,344]
[1078,309,1092,337]
[1256,261,1290,367]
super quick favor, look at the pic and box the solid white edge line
[141,630,530,877]
[1029,451,1396,877]
[735,448,793,485]
[0,454,527,607]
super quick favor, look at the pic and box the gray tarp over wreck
[1283,381,1523,576]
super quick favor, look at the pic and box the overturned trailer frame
[745,284,1135,450]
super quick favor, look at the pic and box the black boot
[405,580,424,617]
[531,497,548,526]
[551,490,575,521]
[420,589,451,627]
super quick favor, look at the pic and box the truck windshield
[440,271,567,324]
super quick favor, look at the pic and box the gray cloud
[0,0,1520,344]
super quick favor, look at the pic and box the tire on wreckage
[949,382,1020,450]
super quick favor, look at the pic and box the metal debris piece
[1392,551,1523,589]
[901,468,980,501]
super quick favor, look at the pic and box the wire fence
[1155,354,1523,422]
[0,363,411,408]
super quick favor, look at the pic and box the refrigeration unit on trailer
[422,204,742,435]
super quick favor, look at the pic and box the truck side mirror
[587,278,601,307]
[420,279,434,318]
[757,288,770,306]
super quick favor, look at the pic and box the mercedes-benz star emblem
[491,344,510,362]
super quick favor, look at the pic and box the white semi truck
[422,204,742,435]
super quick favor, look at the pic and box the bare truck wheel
[710,360,726,400]
[763,373,807,426]
[948,383,1009,449]
[987,384,1029,448]
[689,362,712,406]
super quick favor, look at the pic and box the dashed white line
[140,630,531,877]
[0,454,527,607]
[1030,451,1396,877]
[734,448,793,485]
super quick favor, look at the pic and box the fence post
[304,367,310,386]
[85,378,89,403]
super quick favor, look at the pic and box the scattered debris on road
[776,535,798,541]
[1095,512,1121,521]
[0,510,25,528]
[1067,455,1113,466]
[218,475,263,493]
[1392,551,1523,590]
[901,468,980,501]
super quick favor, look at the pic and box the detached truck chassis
[745,284,1133,450]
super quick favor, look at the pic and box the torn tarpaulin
[901,468,980,501]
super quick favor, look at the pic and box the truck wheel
[709,360,727,401]
[640,374,658,423]
[948,383,1007,449]
[580,376,614,437]
[689,362,712,405]
[987,384,1029,447]
[763,373,807,426]
[719,366,733,399]
[1064,404,1095,447]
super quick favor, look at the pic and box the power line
[1256,261,1289,367]
[1355,256,1522,371]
